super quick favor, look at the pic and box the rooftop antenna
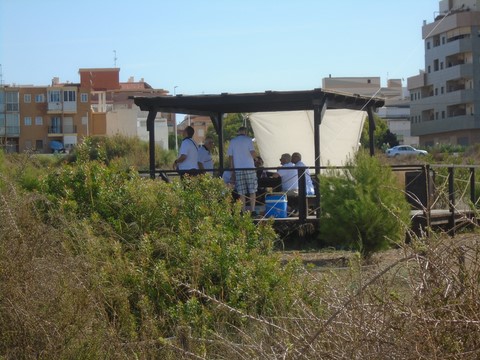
[113,50,117,68]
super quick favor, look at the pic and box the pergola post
[210,112,225,174]
[367,105,376,156]
[147,109,157,179]
[313,96,327,219]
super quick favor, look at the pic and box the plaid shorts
[234,170,258,195]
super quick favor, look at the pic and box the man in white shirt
[273,153,299,196]
[173,126,199,176]
[227,127,257,214]
[291,152,315,195]
[198,137,214,173]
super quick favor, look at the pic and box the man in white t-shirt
[173,126,199,176]
[198,137,214,173]
[227,127,257,213]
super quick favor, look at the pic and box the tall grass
[1,146,480,359]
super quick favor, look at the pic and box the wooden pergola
[133,88,385,222]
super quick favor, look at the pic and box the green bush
[37,152,312,341]
[319,151,411,257]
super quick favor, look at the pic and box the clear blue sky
[1,0,441,95]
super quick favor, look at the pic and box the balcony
[411,114,476,136]
[48,125,77,135]
[47,101,77,114]
[0,126,20,137]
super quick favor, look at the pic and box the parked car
[386,145,428,157]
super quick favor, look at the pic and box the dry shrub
[180,232,480,359]
[0,179,133,359]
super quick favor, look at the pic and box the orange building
[0,68,173,153]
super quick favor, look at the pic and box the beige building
[0,68,173,153]
[322,76,418,145]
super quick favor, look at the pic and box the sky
[1,0,441,95]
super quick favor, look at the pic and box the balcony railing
[48,126,62,134]
[0,126,20,136]
[48,125,77,134]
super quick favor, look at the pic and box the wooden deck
[254,208,478,237]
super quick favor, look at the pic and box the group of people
[174,125,315,216]
[173,125,215,176]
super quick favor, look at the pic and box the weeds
[2,146,480,359]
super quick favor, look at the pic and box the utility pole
[173,86,178,152]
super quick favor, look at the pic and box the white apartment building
[407,0,480,146]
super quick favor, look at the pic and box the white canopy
[249,109,366,170]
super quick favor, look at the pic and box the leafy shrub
[318,151,411,257]
[36,151,312,342]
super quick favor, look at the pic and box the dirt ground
[280,231,480,269]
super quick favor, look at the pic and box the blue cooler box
[265,193,287,218]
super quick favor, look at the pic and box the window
[442,111,445,119]
[427,41,431,49]
[441,87,444,94]
[50,116,61,133]
[434,59,439,71]
[63,90,76,102]
[80,93,88,102]
[35,140,44,150]
[6,91,19,111]
[24,94,31,103]
[48,90,61,102]
[35,116,43,125]
[35,94,45,103]
[24,117,32,126]
[428,66,431,73]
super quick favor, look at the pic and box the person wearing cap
[227,126,257,214]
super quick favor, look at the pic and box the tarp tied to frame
[249,109,366,169]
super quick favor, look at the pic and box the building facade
[407,0,480,146]
[322,76,418,145]
[0,85,21,152]
[177,115,211,145]
[0,68,173,153]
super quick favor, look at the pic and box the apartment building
[322,76,418,145]
[407,0,480,146]
[80,68,173,150]
[0,68,173,153]
[0,85,20,152]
